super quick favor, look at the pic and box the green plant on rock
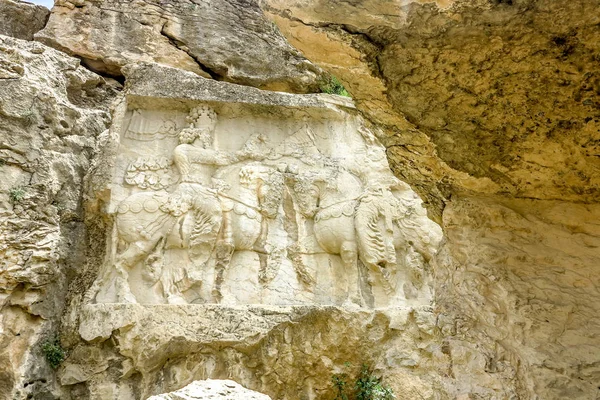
[355,364,395,400]
[42,337,65,369]
[331,363,395,400]
[9,186,26,203]
[333,373,350,400]
[319,75,351,97]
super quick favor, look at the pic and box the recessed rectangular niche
[89,68,441,309]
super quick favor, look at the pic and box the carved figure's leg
[189,197,223,264]
[253,217,269,254]
[286,236,317,287]
[212,235,236,303]
[341,240,362,306]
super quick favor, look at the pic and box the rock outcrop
[66,304,442,398]
[148,380,272,400]
[0,0,50,40]
[435,196,600,398]
[35,0,323,92]
[51,61,443,399]
[261,1,600,398]
[1,0,599,399]
[264,0,600,217]
[0,34,117,399]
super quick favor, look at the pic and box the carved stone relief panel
[90,98,442,309]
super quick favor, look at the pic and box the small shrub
[9,186,26,203]
[355,364,395,400]
[333,373,349,400]
[42,337,65,369]
[319,75,351,97]
[331,363,395,400]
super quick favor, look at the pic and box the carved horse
[290,168,364,305]
[292,168,436,298]
[96,163,281,303]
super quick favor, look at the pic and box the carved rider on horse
[161,105,245,264]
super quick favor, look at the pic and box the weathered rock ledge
[60,304,442,399]
[35,0,324,93]
[0,0,50,40]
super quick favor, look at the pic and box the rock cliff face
[35,0,324,92]
[0,35,117,399]
[51,61,443,399]
[262,0,600,398]
[0,0,598,400]
[436,196,600,398]
[264,0,600,216]
[0,0,49,40]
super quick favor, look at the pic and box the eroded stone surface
[0,34,117,399]
[0,0,50,40]
[35,0,323,92]
[85,62,441,309]
[261,2,600,399]
[264,0,600,218]
[434,196,600,399]
[62,304,443,399]
[147,379,272,400]
[3,1,597,399]
[45,62,445,399]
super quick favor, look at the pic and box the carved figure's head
[178,126,215,148]
[293,172,321,218]
[187,105,217,131]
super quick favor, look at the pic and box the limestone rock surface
[147,380,272,400]
[0,34,117,399]
[2,1,598,399]
[264,0,600,218]
[260,1,600,399]
[434,195,600,399]
[0,0,50,40]
[35,0,323,92]
[62,304,443,399]
[51,61,444,399]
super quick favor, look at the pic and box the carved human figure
[163,105,237,264]
[95,106,280,304]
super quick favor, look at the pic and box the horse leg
[287,235,318,287]
[340,240,362,307]
[112,236,164,303]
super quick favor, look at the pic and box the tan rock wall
[0,35,116,398]
[1,1,598,399]
[0,0,49,40]
[264,0,600,218]
[436,196,600,398]
[262,1,600,398]
[35,0,324,92]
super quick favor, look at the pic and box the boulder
[35,0,323,92]
[148,380,271,400]
[0,0,50,40]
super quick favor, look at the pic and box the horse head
[293,170,327,218]
[239,164,283,219]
